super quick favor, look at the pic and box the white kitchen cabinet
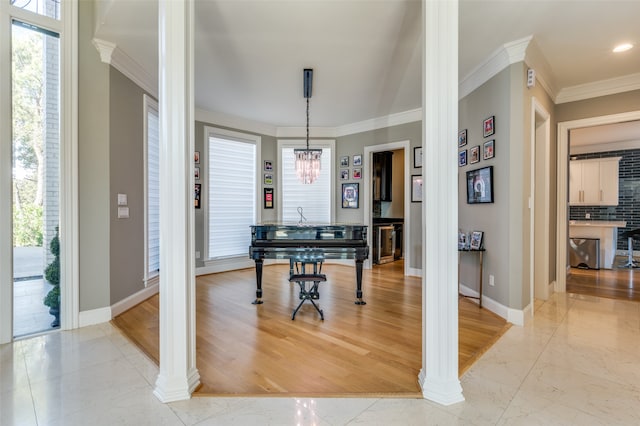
[569,157,620,206]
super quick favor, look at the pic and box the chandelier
[294,68,322,184]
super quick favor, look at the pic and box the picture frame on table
[466,165,494,204]
[414,146,423,168]
[458,129,468,147]
[483,115,495,137]
[483,139,495,160]
[342,183,359,209]
[458,150,467,167]
[470,231,484,250]
[353,154,362,166]
[470,146,480,164]
[411,175,423,202]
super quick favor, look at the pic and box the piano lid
[251,223,367,242]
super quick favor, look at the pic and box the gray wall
[556,89,640,123]
[109,68,147,303]
[78,0,111,311]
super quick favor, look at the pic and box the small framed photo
[353,154,362,166]
[470,146,480,164]
[483,115,495,138]
[264,188,274,209]
[483,139,495,160]
[194,167,200,180]
[340,156,349,167]
[194,151,200,164]
[470,231,484,250]
[458,231,468,250]
[264,160,273,171]
[458,150,467,167]
[414,146,423,168]
[411,175,423,202]
[342,183,359,209]
[264,173,273,185]
[353,168,361,179]
[194,183,201,209]
[458,129,468,147]
[340,169,349,180]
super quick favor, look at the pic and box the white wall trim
[459,283,525,326]
[570,138,640,155]
[111,282,159,317]
[459,35,532,100]
[524,38,558,100]
[556,110,640,293]
[406,267,421,277]
[196,108,277,137]
[197,257,255,275]
[334,109,422,137]
[556,72,640,104]
[78,307,112,327]
[92,38,157,98]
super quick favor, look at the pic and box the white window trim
[202,126,261,271]
[143,94,159,287]
[276,139,336,223]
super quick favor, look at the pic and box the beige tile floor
[1,292,639,425]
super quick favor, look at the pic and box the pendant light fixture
[294,68,322,184]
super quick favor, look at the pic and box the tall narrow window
[279,142,334,223]
[144,95,160,284]
[207,130,258,259]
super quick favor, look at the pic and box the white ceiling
[95,0,640,130]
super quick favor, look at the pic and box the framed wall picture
[194,183,201,209]
[483,115,495,137]
[458,129,468,147]
[411,175,423,202]
[483,139,495,160]
[466,166,494,204]
[194,151,200,164]
[458,150,467,167]
[470,146,480,164]
[353,168,361,179]
[264,160,273,171]
[340,156,349,167]
[264,187,274,209]
[342,183,359,209]
[194,167,200,180]
[414,146,423,168]
[353,154,362,166]
[340,168,349,180]
[264,173,273,185]
[470,231,484,250]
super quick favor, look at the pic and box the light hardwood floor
[566,255,640,301]
[113,260,509,396]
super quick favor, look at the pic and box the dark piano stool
[621,228,640,268]
[289,262,326,320]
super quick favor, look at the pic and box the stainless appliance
[569,237,600,269]
[377,225,395,264]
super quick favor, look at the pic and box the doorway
[556,110,640,293]
[363,141,411,274]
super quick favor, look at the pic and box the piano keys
[249,223,369,305]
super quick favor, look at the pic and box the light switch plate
[117,193,128,206]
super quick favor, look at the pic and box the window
[206,128,260,260]
[144,95,159,284]
[278,140,335,223]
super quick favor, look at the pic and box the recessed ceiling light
[613,43,633,53]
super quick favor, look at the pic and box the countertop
[569,220,627,228]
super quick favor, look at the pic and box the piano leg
[252,259,264,304]
[355,259,366,305]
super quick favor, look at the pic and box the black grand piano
[249,223,369,305]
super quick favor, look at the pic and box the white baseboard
[407,267,422,277]
[459,283,524,326]
[78,307,112,327]
[111,282,159,317]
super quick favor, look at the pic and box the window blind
[146,103,160,276]
[208,136,256,258]
[281,147,331,223]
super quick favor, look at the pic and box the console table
[458,248,485,308]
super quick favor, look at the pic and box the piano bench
[289,274,326,320]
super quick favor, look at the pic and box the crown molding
[195,108,277,137]
[459,36,532,100]
[92,38,157,98]
[523,38,558,100]
[334,108,422,137]
[555,72,640,104]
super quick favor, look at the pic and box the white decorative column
[154,0,200,402]
[418,0,464,405]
